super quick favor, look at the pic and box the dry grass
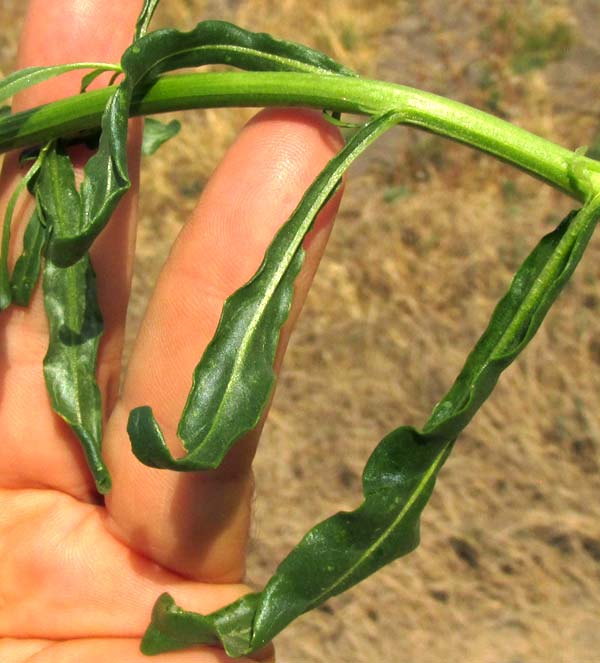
[2,1,600,662]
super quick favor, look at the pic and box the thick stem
[1,71,598,201]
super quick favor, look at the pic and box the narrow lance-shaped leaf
[37,143,110,494]
[135,0,162,41]
[142,117,181,156]
[48,19,356,267]
[140,195,600,657]
[79,67,122,94]
[128,112,400,471]
[0,144,47,310]
[0,62,122,104]
[10,201,48,306]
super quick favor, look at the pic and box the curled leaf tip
[95,470,112,495]
[128,406,193,470]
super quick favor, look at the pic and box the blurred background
[2,1,600,661]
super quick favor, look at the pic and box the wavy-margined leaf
[10,203,48,306]
[140,196,600,657]
[127,19,356,82]
[128,112,399,471]
[0,145,47,310]
[142,117,181,156]
[37,144,110,494]
[47,19,355,266]
[0,62,121,104]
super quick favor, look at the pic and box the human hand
[0,1,343,661]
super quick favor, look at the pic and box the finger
[0,489,248,639]
[0,0,143,499]
[2,639,273,663]
[7,639,265,663]
[0,489,275,660]
[104,109,344,581]
[0,639,50,663]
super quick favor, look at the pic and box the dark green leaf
[44,85,131,266]
[43,256,108,493]
[0,63,121,104]
[128,112,399,471]
[10,203,48,306]
[0,145,47,310]
[141,196,600,656]
[47,20,355,267]
[135,0,162,41]
[142,117,181,156]
[0,105,10,117]
[129,20,357,83]
[0,178,27,309]
[38,144,110,494]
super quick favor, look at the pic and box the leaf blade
[128,112,400,471]
[42,256,109,493]
[0,63,121,104]
[129,20,357,81]
[135,0,162,41]
[10,203,48,306]
[37,144,110,494]
[0,144,47,310]
[142,117,181,156]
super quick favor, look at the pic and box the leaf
[128,19,357,82]
[44,87,131,266]
[135,0,162,41]
[0,62,121,104]
[142,117,181,156]
[79,67,122,94]
[43,257,108,494]
[0,176,29,309]
[140,196,600,657]
[37,144,110,494]
[0,145,47,310]
[0,105,10,117]
[128,112,399,471]
[46,19,355,267]
[10,203,48,306]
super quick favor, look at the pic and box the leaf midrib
[290,439,451,615]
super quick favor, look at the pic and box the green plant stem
[0,71,598,201]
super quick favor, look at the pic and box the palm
[0,1,342,661]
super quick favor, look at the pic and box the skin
[0,1,343,661]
